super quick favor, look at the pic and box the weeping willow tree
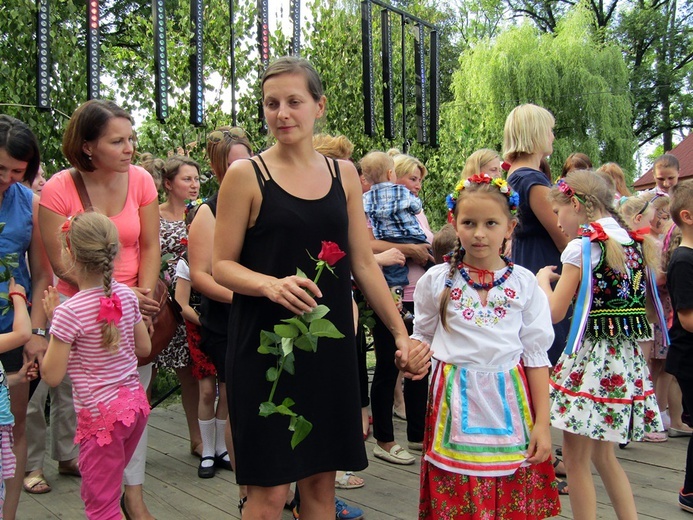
[438,8,636,225]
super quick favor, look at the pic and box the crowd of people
[0,55,691,520]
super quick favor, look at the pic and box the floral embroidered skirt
[419,361,560,519]
[550,337,662,443]
[419,458,560,519]
[185,321,215,380]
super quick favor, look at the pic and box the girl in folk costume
[41,212,151,520]
[537,170,664,520]
[416,173,560,519]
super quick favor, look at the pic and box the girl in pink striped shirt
[41,212,151,520]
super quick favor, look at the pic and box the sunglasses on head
[207,127,247,143]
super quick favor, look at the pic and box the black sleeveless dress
[226,156,367,486]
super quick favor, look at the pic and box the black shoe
[680,489,693,513]
[215,451,233,471]
[198,456,215,478]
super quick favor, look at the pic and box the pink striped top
[50,281,149,445]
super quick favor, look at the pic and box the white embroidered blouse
[411,262,554,371]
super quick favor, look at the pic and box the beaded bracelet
[8,292,30,307]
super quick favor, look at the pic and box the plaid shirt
[363,182,426,240]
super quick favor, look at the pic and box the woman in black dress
[213,57,430,519]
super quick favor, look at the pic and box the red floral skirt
[419,458,560,519]
[185,321,216,380]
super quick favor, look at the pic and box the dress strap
[256,155,273,181]
[325,156,342,182]
[248,157,270,190]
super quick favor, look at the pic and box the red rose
[634,379,643,388]
[569,372,582,386]
[600,377,612,389]
[318,241,346,266]
[604,415,614,425]
[644,409,655,423]
[181,237,189,247]
[610,374,625,386]
[559,406,567,414]
[504,288,516,298]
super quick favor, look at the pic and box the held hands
[526,422,551,464]
[395,337,432,380]
[264,275,322,315]
[12,360,39,385]
[131,287,160,317]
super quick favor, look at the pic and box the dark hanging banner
[229,0,237,125]
[153,0,169,121]
[381,9,394,140]
[415,23,427,144]
[290,0,300,56]
[86,0,100,100]
[429,29,439,147]
[36,0,50,109]
[360,0,375,137]
[190,0,204,126]
[257,0,269,67]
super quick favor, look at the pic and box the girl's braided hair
[61,212,121,352]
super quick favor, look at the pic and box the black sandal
[552,456,567,477]
[556,478,569,496]
[238,496,247,514]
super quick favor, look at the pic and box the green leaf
[258,401,277,417]
[260,330,281,346]
[282,317,309,335]
[281,397,295,408]
[290,415,313,449]
[257,344,280,355]
[283,352,296,375]
[266,367,279,382]
[309,319,345,339]
[294,333,317,352]
[275,404,297,417]
[296,267,308,279]
[275,323,300,339]
[281,336,294,357]
[302,304,330,322]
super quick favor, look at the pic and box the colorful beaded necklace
[456,254,514,290]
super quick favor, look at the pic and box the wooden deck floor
[18,401,693,519]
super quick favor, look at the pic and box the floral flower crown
[446,173,519,216]
[184,197,206,216]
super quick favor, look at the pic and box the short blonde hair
[503,104,555,163]
[313,134,354,160]
[359,151,394,185]
[388,149,428,180]
[461,149,500,180]
[670,180,693,228]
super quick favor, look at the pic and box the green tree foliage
[438,10,636,225]
[496,0,693,150]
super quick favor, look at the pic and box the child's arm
[174,277,201,326]
[524,366,552,464]
[7,360,38,387]
[536,264,581,323]
[1,278,32,354]
[133,320,152,359]
[40,335,71,387]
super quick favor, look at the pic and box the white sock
[215,418,230,461]
[199,418,216,468]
